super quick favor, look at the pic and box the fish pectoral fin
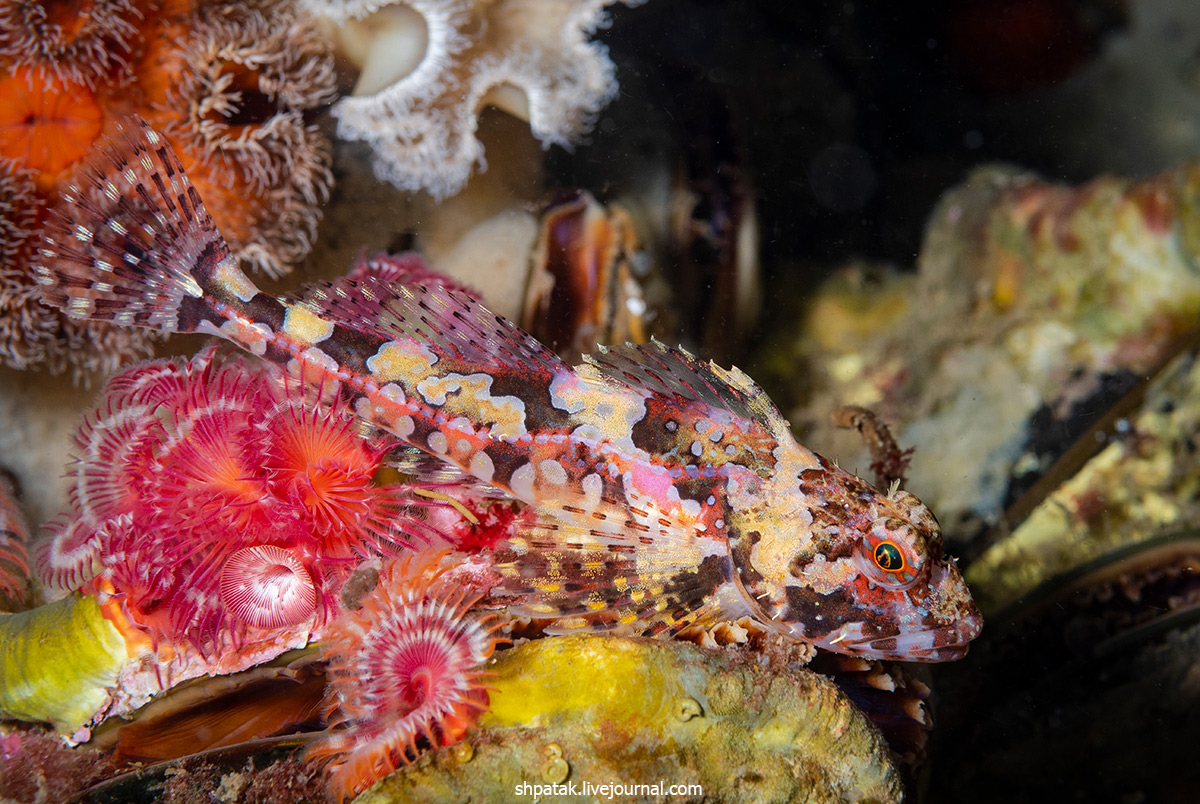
[494,516,732,638]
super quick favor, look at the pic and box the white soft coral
[304,0,635,199]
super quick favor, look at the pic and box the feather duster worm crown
[37,346,453,654]
[309,551,502,802]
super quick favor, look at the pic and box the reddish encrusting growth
[308,552,501,802]
[37,345,452,653]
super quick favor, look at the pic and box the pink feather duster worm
[308,551,502,802]
[38,344,450,654]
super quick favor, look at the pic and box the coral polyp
[310,553,500,801]
[0,67,103,191]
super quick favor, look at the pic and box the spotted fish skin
[35,118,982,662]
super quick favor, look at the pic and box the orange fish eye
[873,540,905,573]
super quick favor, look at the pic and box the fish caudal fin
[35,117,227,333]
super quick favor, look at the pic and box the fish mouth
[892,558,985,661]
[836,616,983,662]
[816,567,985,662]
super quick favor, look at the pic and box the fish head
[726,468,983,662]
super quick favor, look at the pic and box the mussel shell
[926,532,1200,803]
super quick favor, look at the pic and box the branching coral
[304,0,634,199]
[309,551,501,801]
[37,345,451,654]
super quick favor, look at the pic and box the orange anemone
[0,67,103,191]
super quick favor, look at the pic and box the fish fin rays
[36,116,225,332]
[294,276,570,379]
[579,340,782,425]
[494,511,732,638]
[578,340,790,471]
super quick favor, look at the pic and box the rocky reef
[6,2,1200,803]
[764,143,1200,804]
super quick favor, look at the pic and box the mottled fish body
[36,118,981,661]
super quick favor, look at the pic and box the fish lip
[929,615,984,653]
[834,605,984,661]
[865,620,978,650]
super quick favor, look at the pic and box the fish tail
[35,116,242,335]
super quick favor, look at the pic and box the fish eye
[858,517,925,590]
[873,540,905,572]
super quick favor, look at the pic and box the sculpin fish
[35,118,981,661]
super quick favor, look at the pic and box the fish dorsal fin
[578,340,792,473]
[295,276,570,378]
[581,340,789,431]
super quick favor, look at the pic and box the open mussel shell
[66,735,322,804]
[925,531,1200,803]
[964,345,1200,613]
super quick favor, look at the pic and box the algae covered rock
[356,635,900,804]
[773,166,1200,536]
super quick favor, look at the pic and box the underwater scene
[1,0,1198,802]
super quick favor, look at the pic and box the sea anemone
[0,67,104,191]
[0,469,31,605]
[309,552,501,801]
[0,0,144,88]
[0,0,337,375]
[0,63,158,377]
[136,1,337,277]
[304,0,631,199]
